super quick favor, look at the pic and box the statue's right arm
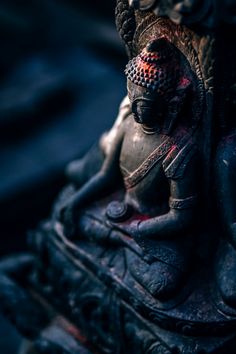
[64,127,125,211]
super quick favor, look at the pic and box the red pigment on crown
[125,40,180,97]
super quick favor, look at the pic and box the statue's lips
[139,106,151,111]
[138,106,151,110]
[135,107,154,117]
[133,109,160,125]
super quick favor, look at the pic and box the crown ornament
[125,39,182,99]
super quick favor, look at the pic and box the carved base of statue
[2,208,236,354]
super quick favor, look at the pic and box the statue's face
[127,80,165,127]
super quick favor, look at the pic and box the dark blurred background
[0,0,126,352]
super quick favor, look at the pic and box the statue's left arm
[137,164,198,239]
[117,151,198,240]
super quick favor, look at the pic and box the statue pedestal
[23,220,236,354]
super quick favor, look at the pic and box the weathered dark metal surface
[1,0,236,353]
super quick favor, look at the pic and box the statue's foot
[128,252,186,301]
[216,241,236,307]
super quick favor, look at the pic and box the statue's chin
[134,117,157,126]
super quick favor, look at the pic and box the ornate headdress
[125,39,183,100]
[125,39,193,133]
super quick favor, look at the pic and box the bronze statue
[56,39,198,301]
[1,1,236,353]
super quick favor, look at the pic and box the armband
[169,195,197,210]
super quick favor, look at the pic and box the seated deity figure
[57,39,199,301]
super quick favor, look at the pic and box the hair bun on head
[125,39,180,99]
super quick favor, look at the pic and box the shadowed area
[0,0,126,352]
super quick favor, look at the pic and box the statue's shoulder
[162,129,198,179]
[123,113,135,128]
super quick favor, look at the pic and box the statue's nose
[128,0,138,8]
[128,0,157,10]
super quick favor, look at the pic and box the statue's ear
[163,81,192,134]
[163,97,180,134]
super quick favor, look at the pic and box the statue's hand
[55,201,76,238]
[109,220,141,238]
[54,202,67,223]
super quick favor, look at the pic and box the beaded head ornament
[125,39,193,133]
[125,39,183,101]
